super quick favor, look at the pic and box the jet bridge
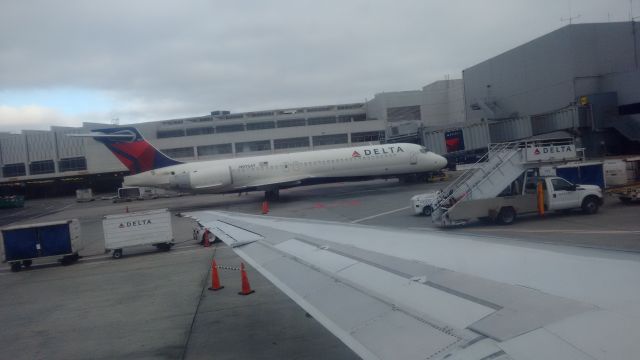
[431,138,582,225]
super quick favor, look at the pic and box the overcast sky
[0,0,633,133]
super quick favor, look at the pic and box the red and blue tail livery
[92,127,182,174]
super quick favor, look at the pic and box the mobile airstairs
[431,138,582,226]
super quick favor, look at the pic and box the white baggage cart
[103,208,174,259]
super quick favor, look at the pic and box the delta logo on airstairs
[526,144,576,161]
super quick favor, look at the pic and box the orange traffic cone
[238,262,255,295]
[261,201,269,214]
[208,259,224,291]
[203,229,211,247]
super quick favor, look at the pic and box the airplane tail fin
[73,127,182,174]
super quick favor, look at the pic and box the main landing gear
[264,188,280,201]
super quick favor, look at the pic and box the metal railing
[432,137,578,218]
[432,141,520,215]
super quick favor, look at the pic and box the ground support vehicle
[0,195,25,209]
[608,183,640,204]
[113,186,178,203]
[439,175,603,226]
[410,192,439,216]
[426,138,605,227]
[76,189,94,202]
[1,219,81,271]
[103,208,174,259]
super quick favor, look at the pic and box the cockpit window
[419,147,428,153]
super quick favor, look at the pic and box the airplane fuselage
[123,143,447,193]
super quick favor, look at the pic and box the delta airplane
[76,127,447,200]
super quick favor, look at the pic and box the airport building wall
[2,21,639,194]
[463,22,640,138]
[0,103,388,187]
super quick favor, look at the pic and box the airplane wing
[234,174,314,190]
[184,210,640,360]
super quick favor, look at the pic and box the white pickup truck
[426,176,603,225]
[410,192,439,216]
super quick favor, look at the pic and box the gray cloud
[0,0,632,127]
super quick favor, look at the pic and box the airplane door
[410,153,418,165]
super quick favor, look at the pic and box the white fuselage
[123,143,447,193]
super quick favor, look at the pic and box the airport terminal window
[307,106,334,112]
[235,140,271,153]
[337,115,352,123]
[351,131,383,143]
[246,121,275,131]
[222,113,244,120]
[29,160,55,175]
[351,114,367,122]
[337,103,364,110]
[161,119,184,125]
[157,129,185,138]
[162,147,194,158]
[308,116,337,126]
[2,163,26,177]
[313,134,348,146]
[248,111,275,117]
[186,127,215,136]
[187,117,212,123]
[276,119,306,128]
[58,157,87,172]
[274,137,310,150]
[197,143,232,156]
[216,124,245,133]
[386,105,421,122]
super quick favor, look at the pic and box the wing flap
[235,240,472,360]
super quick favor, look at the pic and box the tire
[581,196,599,214]
[422,206,433,216]
[10,262,22,272]
[157,243,172,252]
[497,207,516,225]
[112,249,123,259]
[22,260,32,268]
[620,197,632,204]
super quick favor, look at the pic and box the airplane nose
[437,155,448,168]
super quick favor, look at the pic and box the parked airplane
[75,127,447,199]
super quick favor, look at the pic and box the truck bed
[446,194,539,222]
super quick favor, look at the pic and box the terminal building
[1,21,639,197]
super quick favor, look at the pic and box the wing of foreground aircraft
[184,210,640,360]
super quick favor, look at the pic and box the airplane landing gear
[265,188,280,201]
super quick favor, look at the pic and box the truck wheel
[112,249,123,259]
[157,243,172,252]
[497,207,516,225]
[582,197,599,214]
[22,260,32,268]
[422,206,433,216]
[620,197,632,204]
[10,262,22,272]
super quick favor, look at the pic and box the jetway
[431,138,582,224]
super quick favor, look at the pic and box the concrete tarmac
[1,178,639,359]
